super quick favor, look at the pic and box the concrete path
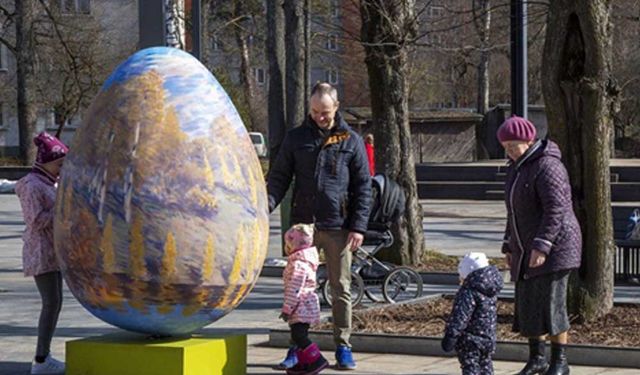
[422,200,506,257]
[268,199,508,260]
[1,195,638,374]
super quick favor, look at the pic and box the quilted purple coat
[502,140,582,281]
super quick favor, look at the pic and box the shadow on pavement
[0,324,118,338]
[0,361,30,375]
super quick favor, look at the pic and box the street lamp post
[138,0,166,49]
[510,0,528,118]
[138,0,201,60]
[191,0,201,61]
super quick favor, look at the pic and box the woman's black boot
[517,339,548,375]
[544,343,569,375]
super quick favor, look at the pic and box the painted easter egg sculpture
[53,47,269,335]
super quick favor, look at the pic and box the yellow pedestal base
[66,333,246,375]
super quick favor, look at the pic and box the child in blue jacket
[442,252,504,375]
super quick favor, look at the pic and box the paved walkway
[1,195,638,374]
[268,199,507,259]
[426,159,640,167]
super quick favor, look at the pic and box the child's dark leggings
[34,271,63,359]
[290,323,311,349]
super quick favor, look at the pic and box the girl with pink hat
[278,223,328,375]
[15,132,68,375]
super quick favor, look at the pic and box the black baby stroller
[318,174,423,305]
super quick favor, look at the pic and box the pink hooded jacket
[282,246,321,325]
[15,172,59,276]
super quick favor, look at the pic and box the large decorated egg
[54,47,269,335]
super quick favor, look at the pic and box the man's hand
[505,253,512,267]
[529,249,546,268]
[347,232,364,252]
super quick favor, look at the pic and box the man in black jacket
[268,82,371,370]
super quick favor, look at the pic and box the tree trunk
[542,0,615,321]
[233,1,260,131]
[475,0,491,114]
[361,0,424,266]
[268,0,291,256]
[304,0,310,113]
[16,0,38,165]
[283,0,306,130]
[267,0,286,165]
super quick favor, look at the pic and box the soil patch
[0,158,24,166]
[417,251,507,273]
[314,297,640,348]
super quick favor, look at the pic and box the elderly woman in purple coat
[498,116,582,375]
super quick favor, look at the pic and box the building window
[428,6,444,18]
[51,109,81,129]
[212,37,221,51]
[326,69,339,84]
[425,33,442,46]
[331,0,340,17]
[326,34,338,51]
[0,45,7,71]
[254,68,266,85]
[431,101,452,109]
[61,0,91,15]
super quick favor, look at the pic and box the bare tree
[542,0,616,321]
[206,0,266,132]
[283,0,307,130]
[266,0,286,165]
[304,0,311,107]
[36,2,106,136]
[232,0,262,131]
[360,0,424,265]
[1,0,39,164]
[474,0,491,114]
[0,0,106,163]
[610,0,640,154]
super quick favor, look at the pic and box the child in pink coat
[279,224,328,375]
[15,132,68,375]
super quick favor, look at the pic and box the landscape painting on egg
[53,47,269,335]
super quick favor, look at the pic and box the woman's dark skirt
[513,270,571,337]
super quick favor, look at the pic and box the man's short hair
[311,82,338,103]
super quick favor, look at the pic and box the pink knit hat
[34,132,68,165]
[497,115,537,143]
[284,224,314,254]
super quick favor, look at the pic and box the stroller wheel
[364,281,384,303]
[321,272,365,307]
[382,266,423,303]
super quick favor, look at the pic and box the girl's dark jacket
[502,139,583,281]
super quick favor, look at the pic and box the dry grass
[315,296,640,348]
[416,250,507,272]
[0,157,25,166]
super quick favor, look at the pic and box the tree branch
[0,34,15,53]
[0,5,14,20]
